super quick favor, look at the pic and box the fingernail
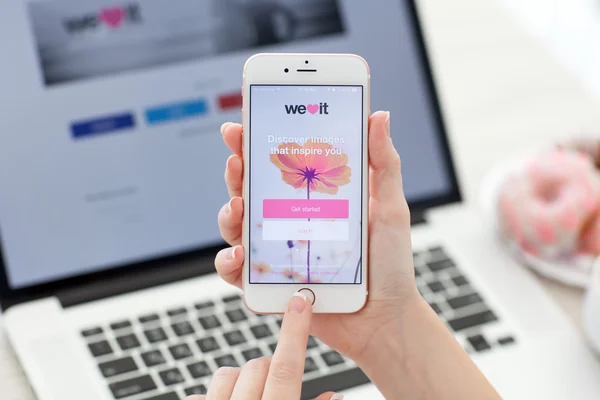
[226,246,238,260]
[385,111,390,136]
[331,394,344,400]
[220,122,231,135]
[288,291,309,313]
[226,198,234,214]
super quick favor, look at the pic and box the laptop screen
[0,0,457,290]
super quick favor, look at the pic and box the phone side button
[298,288,316,305]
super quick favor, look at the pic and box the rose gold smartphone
[242,53,369,314]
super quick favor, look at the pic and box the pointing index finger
[262,292,312,400]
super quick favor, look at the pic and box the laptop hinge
[57,248,219,308]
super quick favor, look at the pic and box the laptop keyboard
[81,245,515,400]
[414,247,516,353]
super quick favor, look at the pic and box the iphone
[242,53,369,313]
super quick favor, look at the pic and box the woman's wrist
[354,295,500,399]
[353,295,429,398]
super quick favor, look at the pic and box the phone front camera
[284,68,289,73]
[305,60,309,64]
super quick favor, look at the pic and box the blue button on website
[145,99,208,125]
[71,113,135,139]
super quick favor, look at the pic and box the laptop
[1,0,600,399]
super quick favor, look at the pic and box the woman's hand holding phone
[214,111,500,399]
[216,111,421,390]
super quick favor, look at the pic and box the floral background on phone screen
[249,85,363,284]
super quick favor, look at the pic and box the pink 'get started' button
[263,199,349,219]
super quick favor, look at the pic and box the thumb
[368,111,404,201]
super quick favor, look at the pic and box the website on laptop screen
[0,0,453,289]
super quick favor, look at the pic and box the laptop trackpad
[28,334,105,400]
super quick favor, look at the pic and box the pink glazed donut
[580,212,600,254]
[498,150,600,258]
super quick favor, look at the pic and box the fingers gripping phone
[242,53,370,313]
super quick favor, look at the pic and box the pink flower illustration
[252,263,271,275]
[270,141,351,195]
[282,268,302,281]
[271,141,351,283]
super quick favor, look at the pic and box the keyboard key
[428,246,447,258]
[269,343,278,353]
[224,330,246,346]
[141,350,166,367]
[427,281,445,293]
[139,314,159,324]
[242,347,264,361]
[429,302,442,314]
[223,294,242,303]
[448,293,483,310]
[321,350,345,367]
[99,356,137,378]
[81,327,103,337]
[307,336,319,349]
[199,315,222,330]
[89,340,113,357]
[109,375,156,399]
[225,309,247,323]
[116,334,140,350]
[304,357,319,374]
[498,336,516,346]
[195,300,215,310]
[188,361,212,378]
[185,385,208,396]
[197,336,220,353]
[215,354,239,367]
[159,368,185,386]
[452,275,469,286]
[144,327,168,343]
[167,307,187,317]
[250,324,273,339]
[169,343,193,360]
[140,393,178,400]
[427,259,455,272]
[468,334,491,352]
[301,367,370,400]
[110,320,132,330]
[171,321,194,336]
[448,310,497,332]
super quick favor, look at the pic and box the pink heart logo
[100,7,125,28]
[306,104,319,114]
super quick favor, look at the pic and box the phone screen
[249,85,364,285]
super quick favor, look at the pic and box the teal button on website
[145,99,208,125]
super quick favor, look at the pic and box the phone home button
[298,288,316,305]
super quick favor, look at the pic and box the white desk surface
[2,0,600,396]
[419,0,600,334]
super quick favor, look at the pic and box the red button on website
[217,92,242,110]
[263,199,349,219]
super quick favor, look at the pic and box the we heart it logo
[63,4,142,34]
[284,102,329,115]
[306,104,319,114]
[100,7,125,28]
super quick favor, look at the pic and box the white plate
[480,153,595,288]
